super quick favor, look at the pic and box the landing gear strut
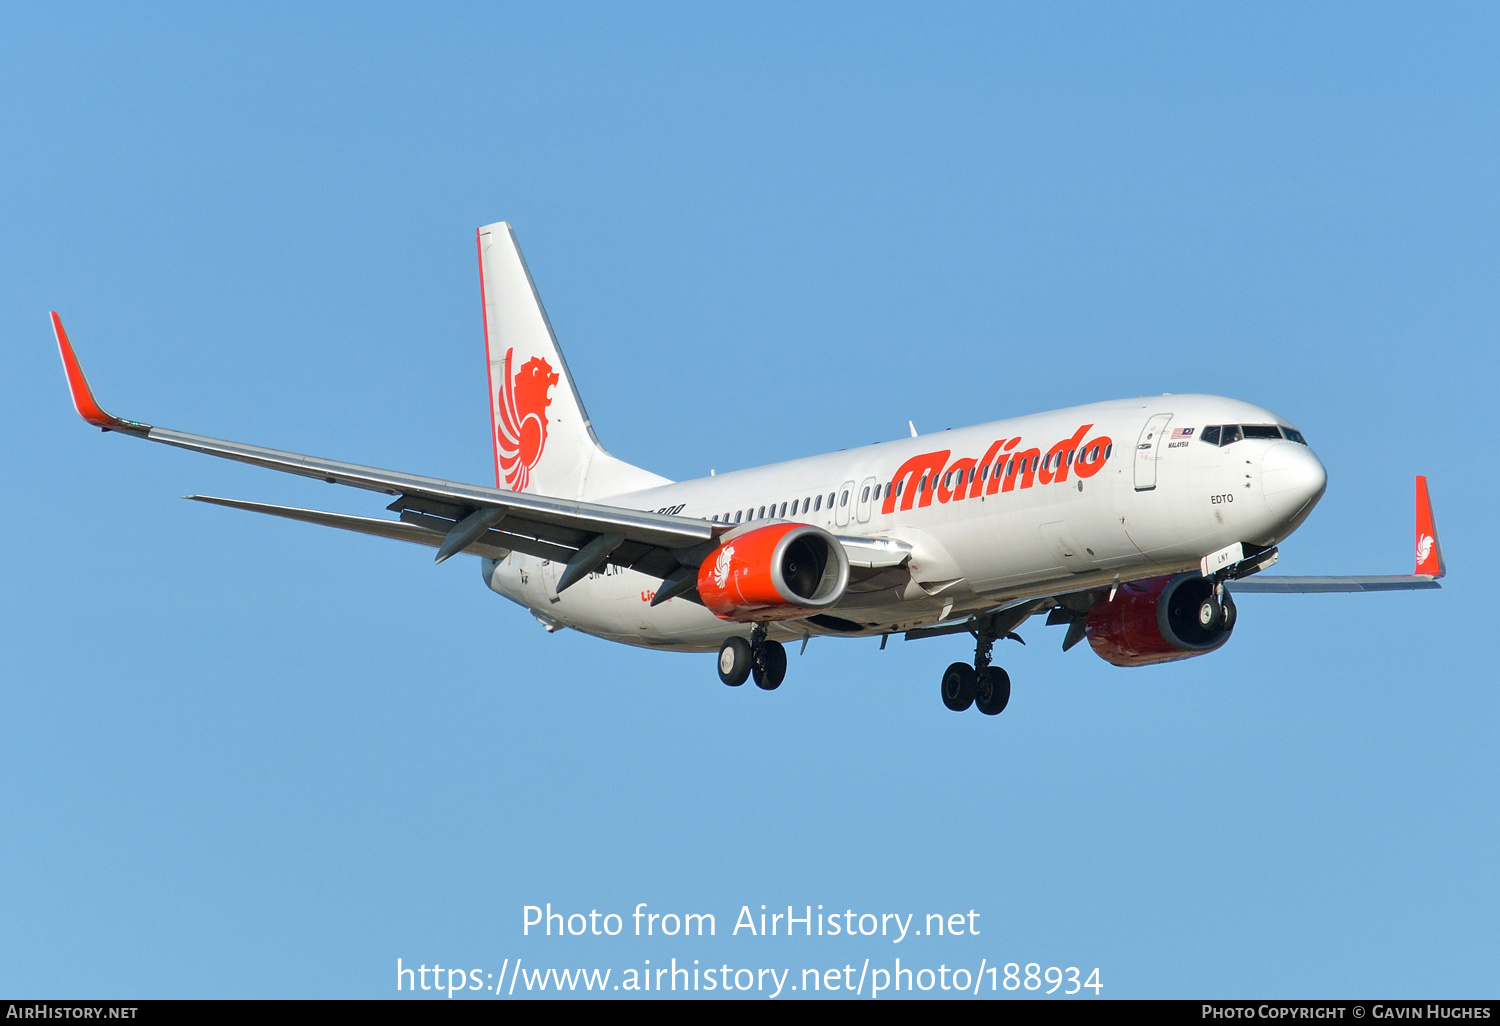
[718,625,787,691]
[940,621,1012,715]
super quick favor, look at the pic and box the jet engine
[1084,572,1236,667]
[697,523,850,622]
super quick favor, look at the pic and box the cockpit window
[1203,424,1298,446]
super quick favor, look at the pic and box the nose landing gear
[940,621,1014,715]
[717,624,787,691]
[1195,583,1238,633]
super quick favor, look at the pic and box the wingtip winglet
[51,313,148,434]
[1415,475,1445,579]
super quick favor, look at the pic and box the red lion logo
[496,347,559,491]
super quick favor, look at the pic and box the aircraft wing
[1225,575,1440,593]
[1227,476,1445,594]
[53,314,720,585]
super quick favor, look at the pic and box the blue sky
[2,3,1496,998]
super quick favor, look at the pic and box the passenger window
[757,506,766,519]
[1104,443,1112,459]
[814,495,822,511]
[860,486,870,503]
[828,492,835,506]
[734,510,742,524]
[1067,449,1075,465]
[711,514,719,522]
[1201,425,1221,446]
[840,490,849,507]
[804,496,812,508]
[779,502,787,517]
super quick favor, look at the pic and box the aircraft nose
[1261,441,1327,524]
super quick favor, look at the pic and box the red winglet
[1414,475,1445,578]
[51,312,139,432]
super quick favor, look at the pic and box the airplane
[51,222,1445,716]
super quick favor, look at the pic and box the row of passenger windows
[712,492,835,524]
[1200,424,1307,447]
[705,442,1117,524]
[711,482,898,524]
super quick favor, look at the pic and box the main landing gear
[717,625,787,691]
[941,623,1012,716]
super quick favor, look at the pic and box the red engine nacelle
[697,523,850,622]
[1085,572,1237,667]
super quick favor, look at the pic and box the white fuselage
[482,394,1327,651]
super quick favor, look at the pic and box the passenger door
[1134,413,1174,491]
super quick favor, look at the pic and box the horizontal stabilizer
[186,495,514,559]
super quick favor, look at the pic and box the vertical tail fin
[477,223,668,499]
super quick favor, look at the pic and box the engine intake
[697,523,850,622]
[1085,572,1236,667]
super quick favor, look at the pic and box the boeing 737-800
[52,222,1444,715]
